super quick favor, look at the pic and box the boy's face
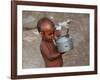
[40,22,55,41]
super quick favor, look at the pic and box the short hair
[37,17,55,32]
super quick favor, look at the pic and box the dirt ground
[22,11,89,69]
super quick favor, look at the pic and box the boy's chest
[46,42,57,53]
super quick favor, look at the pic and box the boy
[37,17,63,67]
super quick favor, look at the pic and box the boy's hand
[60,52,65,54]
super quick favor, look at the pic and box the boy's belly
[44,57,63,67]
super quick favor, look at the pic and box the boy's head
[37,17,55,41]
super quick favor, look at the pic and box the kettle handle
[66,28,69,37]
[67,28,69,34]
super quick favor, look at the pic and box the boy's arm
[40,44,61,61]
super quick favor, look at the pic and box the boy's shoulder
[40,41,49,53]
[40,41,50,50]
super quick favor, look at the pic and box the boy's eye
[48,32,54,35]
[48,33,53,35]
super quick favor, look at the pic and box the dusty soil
[22,11,89,69]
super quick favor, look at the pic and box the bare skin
[40,22,63,67]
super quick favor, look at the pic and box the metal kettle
[56,35,73,53]
[55,20,73,53]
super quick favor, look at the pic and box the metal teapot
[55,20,73,53]
[56,35,73,53]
